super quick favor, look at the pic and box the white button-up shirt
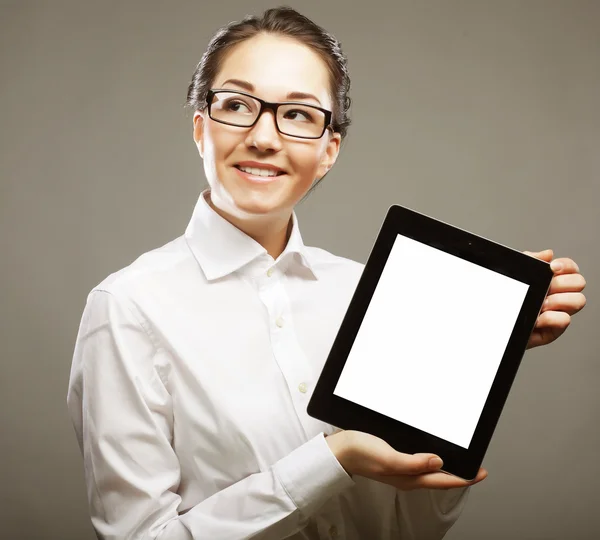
[67,190,469,540]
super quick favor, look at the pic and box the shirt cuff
[429,485,470,516]
[273,432,355,518]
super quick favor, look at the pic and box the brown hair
[185,6,352,139]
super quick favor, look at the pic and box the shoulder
[90,235,194,305]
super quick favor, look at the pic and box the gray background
[1,1,598,539]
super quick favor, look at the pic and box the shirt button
[267,268,274,277]
[298,382,308,393]
[275,317,284,328]
[328,525,338,538]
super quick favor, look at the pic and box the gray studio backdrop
[1,1,598,539]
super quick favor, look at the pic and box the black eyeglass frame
[205,89,335,140]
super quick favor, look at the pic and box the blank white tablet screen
[333,234,529,449]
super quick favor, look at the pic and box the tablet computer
[307,204,553,480]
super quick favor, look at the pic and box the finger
[390,453,444,476]
[542,292,587,315]
[547,274,587,295]
[535,310,571,328]
[523,249,553,261]
[398,467,488,491]
[550,257,581,275]
[527,329,557,349]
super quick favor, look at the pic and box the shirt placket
[257,265,315,442]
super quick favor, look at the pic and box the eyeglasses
[205,89,334,139]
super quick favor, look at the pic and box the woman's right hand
[326,430,487,490]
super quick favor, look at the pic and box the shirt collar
[184,189,318,281]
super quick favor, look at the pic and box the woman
[67,7,586,540]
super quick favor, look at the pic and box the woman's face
[193,33,341,220]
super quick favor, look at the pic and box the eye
[283,108,315,123]
[224,99,253,114]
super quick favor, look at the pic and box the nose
[245,109,283,152]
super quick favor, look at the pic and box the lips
[234,161,287,177]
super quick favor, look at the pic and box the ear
[316,130,341,180]
[193,111,205,158]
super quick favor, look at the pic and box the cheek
[290,144,325,179]
[204,124,238,167]
[200,142,222,189]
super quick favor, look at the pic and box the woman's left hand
[524,249,587,349]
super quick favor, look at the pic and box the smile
[233,165,286,184]
[235,165,283,177]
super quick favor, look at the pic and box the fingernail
[551,261,563,272]
[429,457,443,469]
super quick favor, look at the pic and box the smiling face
[193,33,341,222]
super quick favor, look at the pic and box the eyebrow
[220,78,323,106]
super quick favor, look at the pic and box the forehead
[214,33,332,106]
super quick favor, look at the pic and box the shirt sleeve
[66,290,355,540]
[394,486,470,539]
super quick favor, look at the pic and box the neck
[206,193,293,260]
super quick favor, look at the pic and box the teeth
[239,166,279,177]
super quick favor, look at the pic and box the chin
[230,191,288,217]
[209,182,284,218]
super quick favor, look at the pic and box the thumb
[393,453,444,476]
[523,249,553,261]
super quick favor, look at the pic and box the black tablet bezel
[307,204,554,480]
